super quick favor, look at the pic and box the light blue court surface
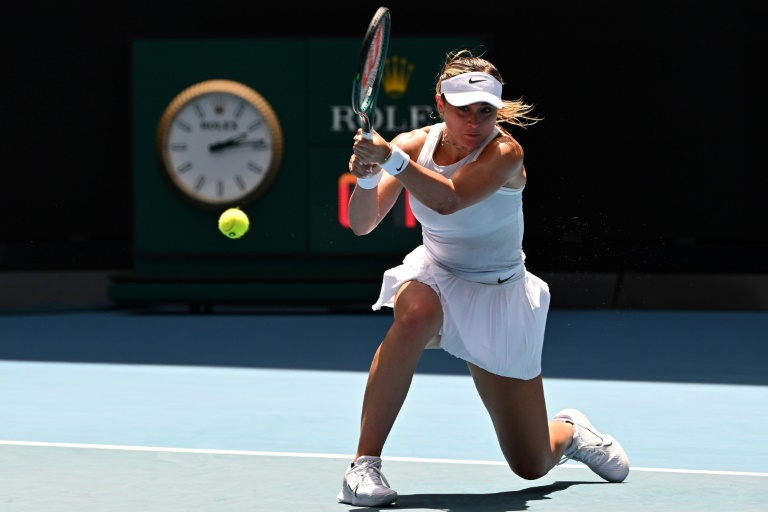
[1,309,767,510]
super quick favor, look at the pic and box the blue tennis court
[1,308,766,510]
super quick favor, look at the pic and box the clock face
[157,80,284,209]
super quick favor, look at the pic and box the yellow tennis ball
[218,208,250,239]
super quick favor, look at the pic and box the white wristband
[379,145,408,176]
[356,170,383,189]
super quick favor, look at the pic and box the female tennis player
[338,49,629,507]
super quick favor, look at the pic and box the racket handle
[360,113,373,139]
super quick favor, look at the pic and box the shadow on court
[350,481,602,511]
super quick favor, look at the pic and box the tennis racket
[351,6,391,139]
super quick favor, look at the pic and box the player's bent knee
[391,307,441,346]
[508,460,550,481]
[393,284,442,339]
[502,450,551,481]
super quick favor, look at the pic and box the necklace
[440,130,470,153]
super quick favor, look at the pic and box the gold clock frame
[156,79,284,210]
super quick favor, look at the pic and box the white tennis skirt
[372,245,550,379]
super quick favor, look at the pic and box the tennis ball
[218,208,249,239]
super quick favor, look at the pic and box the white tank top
[409,122,526,283]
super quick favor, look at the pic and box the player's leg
[355,280,442,458]
[467,364,573,480]
[338,280,442,507]
[468,364,630,482]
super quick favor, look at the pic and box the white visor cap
[440,72,503,108]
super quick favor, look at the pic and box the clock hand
[209,132,247,152]
[228,139,268,149]
[210,136,268,151]
[209,133,268,152]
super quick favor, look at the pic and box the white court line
[2,440,766,478]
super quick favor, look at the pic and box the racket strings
[352,7,391,132]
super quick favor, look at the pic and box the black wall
[5,1,764,274]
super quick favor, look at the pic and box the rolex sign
[309,37,487,145]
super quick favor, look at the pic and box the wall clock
[156,79,284,210]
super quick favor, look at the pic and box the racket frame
[351,6,391,139]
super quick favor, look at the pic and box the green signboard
[116,36,485,305]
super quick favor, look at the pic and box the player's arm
[347,171,403,236]
[395,136,524,215]
[347,129,422,236]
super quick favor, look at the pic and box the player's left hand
[352,129,390,165]
[349,153,379,178]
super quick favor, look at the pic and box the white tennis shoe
[337,455,398,507]
[554,408,630,483]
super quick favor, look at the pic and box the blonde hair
[435,49,541,130]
